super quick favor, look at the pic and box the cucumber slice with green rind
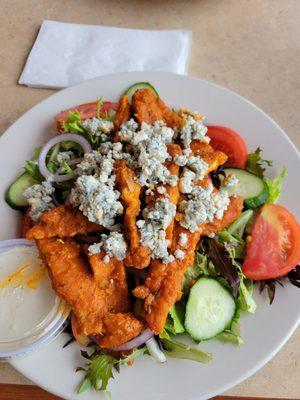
[124,82,159,104]
[223,168,269,209]
[185,277,236,341]
[244,183,269,208]
[5,172,38,210]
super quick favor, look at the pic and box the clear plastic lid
[0,239,70,360]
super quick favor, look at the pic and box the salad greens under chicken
[5,82,300,396]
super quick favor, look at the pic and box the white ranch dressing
[0,246,57,342]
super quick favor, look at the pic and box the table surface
[0,0,299,398]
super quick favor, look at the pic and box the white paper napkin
[19,20,192,89]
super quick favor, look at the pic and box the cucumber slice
[5,172,38,210]
[125,82,159,104]
[223,168,269,209]
[185,277,236,341]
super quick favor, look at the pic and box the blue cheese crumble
[56,151,75,164]
[82,118,114,136]
[179,169,196,194]
[186,157,209,180]
[173,154,188,167]
[178,183,230,232]
[88,232,127,263]
[174,249,185,260]
[118,119,177,187]
[179,232,188,247]
[136,198,176,263]
[23,180,55,222]
[179,112,209,148]
[71,148,123,228]
[75,151,104,176]
[175,154,209,194]
[71,175,123,228]
[223,173,239,187]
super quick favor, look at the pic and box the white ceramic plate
[0,72,299,400]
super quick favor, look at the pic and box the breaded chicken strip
[121,144,182,269]
[114,95,131,131]
[88,252,130,313]
[26,206,100,240]
[160,144,182,244]
[38,238,144,347]
[134,195,243,334]
[37,238,107,336]
[114,160,149,269]
[132,89,184,129]
[88,252,145,348]
[95,313,145,349]
[190,141,228,173]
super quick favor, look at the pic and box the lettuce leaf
[24,160,43,182]
[205,238,240,297]
[23,147,44,182]
[62,111,84,133]
[216,329,243,345]
[215,275,255,346]
[60,159,75,177]
[119,346,148,365]
[246,147,272,177]
[77,347,147,395]
[209,220,256,344]
[217,230,245,259]
[226,210,254,240]
[247,148,286,205]
[182,254,208,293]
[165,303,185,334]
[160,337,212,364]
[237,277,256,314]
[264,167,287,203]
[60,140,84,155]
[61,111,102,149]
[217,318,243,345]
[77,353,116,394]
[216,229,256,314]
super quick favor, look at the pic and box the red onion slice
[112,328,154,351]
[38,134,92,182]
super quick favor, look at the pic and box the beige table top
[0,0,299,398]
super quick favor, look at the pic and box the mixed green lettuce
[247,147,286,205]
[264,167,287,203]
[77,347,148,395]
[246,147,272,177]
[164,303,185,335]
[62,111,85,133]
[160,335,212,364]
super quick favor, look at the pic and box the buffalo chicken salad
[5,82,300,395]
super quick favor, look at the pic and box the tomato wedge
[54,101,119,132]
[54,101,119,123]
[207,126,247,168]
[243,204,300,280]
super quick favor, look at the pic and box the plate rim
[3,71,299,399]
